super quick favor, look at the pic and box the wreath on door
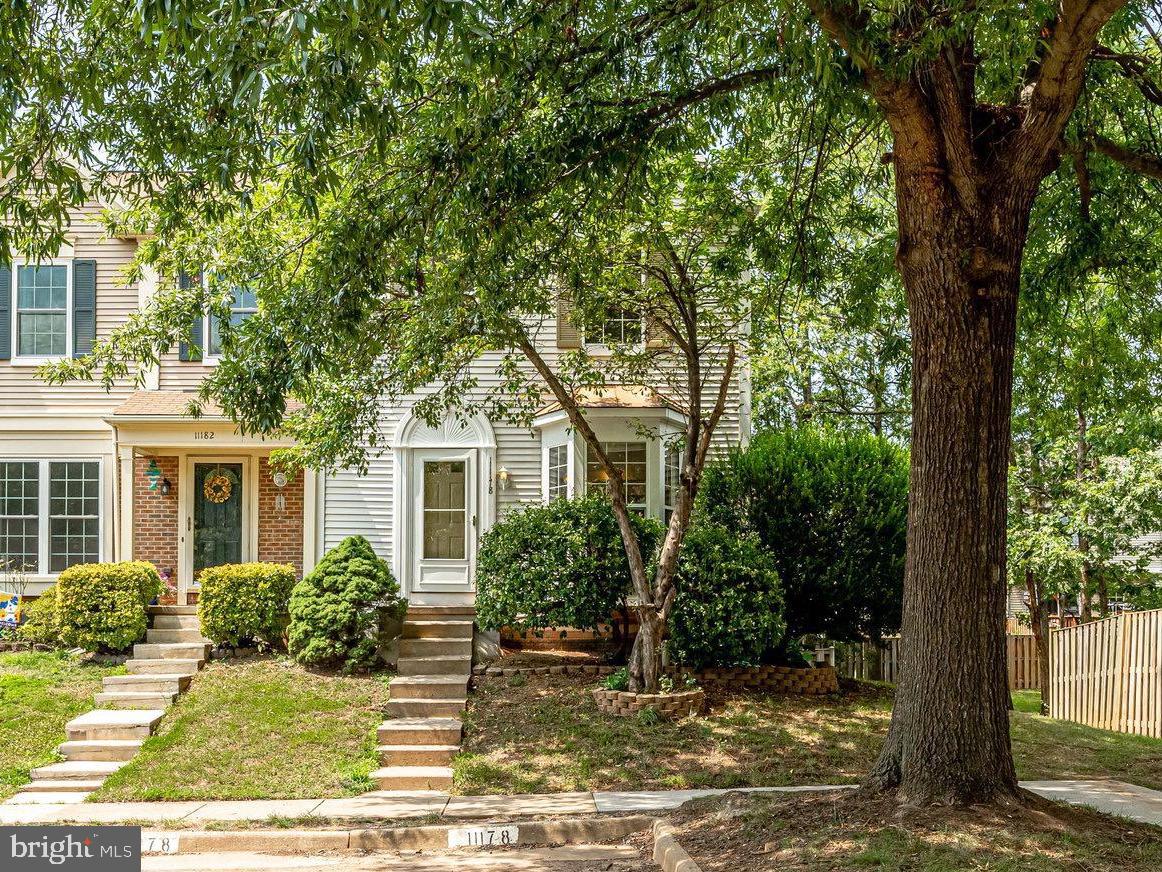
[203,470,233,504]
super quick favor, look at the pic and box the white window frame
[204,285,259,362]
[0,458,104,577]
[585,306,645,355]
[663,443,682,525]
[10,259,73,365]
[585,440,650,515]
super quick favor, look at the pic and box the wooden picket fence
[834,634,1040,691]
[1049,609,1162,738]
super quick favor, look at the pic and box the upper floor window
[16,265,68,358]
[588,307,642,348]
[0,459,101,575]
[206,287,258,358]
[586,441,647,514]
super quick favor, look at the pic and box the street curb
[148,815,656,854]
[652,820,703,872]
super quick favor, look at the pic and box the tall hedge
[287,535,404,670]
[699,428,908,643]
[198,562,297,648]
[55,561,162,652]
[667,522,785,668]
[476,495,664,635]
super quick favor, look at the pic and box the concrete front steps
[371,609,474,791]
[4,605,208,806]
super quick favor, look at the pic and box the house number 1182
[193,432,215,440]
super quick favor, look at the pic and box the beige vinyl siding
[0,205,141,414]
[1132,531,1162,575]
[321,312,748,557]
[157,349,216,391]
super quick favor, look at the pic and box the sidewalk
[2,780,1160,827]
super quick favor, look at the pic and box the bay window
[586,441,648,514]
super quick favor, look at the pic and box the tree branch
[1092,134,1162,179]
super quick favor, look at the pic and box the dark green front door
[194,463,244,575]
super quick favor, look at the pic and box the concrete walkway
[2,780,1160,826]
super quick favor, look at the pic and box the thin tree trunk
[1025,568,1051,715]
[864,159,1025,805]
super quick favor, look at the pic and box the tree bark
[863,147,1027,806]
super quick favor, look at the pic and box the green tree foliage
[476,496,663,636]
[700,430,908,645]
[287,536,403,671]
[197,563,296,649]
[54,562,162,653]
[667,522,785,669]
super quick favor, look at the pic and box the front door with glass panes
[191,462,246,587]
[411,450,476,592]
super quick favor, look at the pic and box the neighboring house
[1,208,752,606]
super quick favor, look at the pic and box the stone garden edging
[652,820,704,872]
[593,687,706,718]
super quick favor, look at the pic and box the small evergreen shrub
[475,495,664,635]
[55,561,162,652]
[198,562,296,648]
[666,522,786,668]
[16,585,61,647]
[287,536,404,670]
[699,428,908,644]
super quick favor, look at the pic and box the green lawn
[454,674,1162,794]
[92,656,392,801]
[0,650,126,800]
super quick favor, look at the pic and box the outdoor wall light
[160,478,172,496]
[496,467,511,490]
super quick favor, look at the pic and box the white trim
[302,468,319,575]
[9,258,74,364]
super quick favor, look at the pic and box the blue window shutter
[0,264,9,360]
[72,259,97,358]
[177,271,203,361]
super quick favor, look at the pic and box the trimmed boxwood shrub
[667,522,786,668]
[198,562,297,648]
[16,584,61,647]
[476,495,664,635]
[287,535,403,671]
[699,428,908,644]
[55,561,162,652]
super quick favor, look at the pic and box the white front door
[410,449,476,593]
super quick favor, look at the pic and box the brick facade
[132,455,180,584]
[257,457,304,576]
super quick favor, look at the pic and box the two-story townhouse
[2,208,752,608]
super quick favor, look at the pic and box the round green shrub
[55,561,162,652]
[198,562,297,648]
[666,522,785,668]
[16,585,61,647]
[699,428,908,644]
[475,494,664,635]
[287,535,403,670]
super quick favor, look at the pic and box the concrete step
[125,658,202,674]
[133,642,211,660]
[65,709,164,741]
[146,628,210,643]
[149,605,197,615]
[377,744,459,767]
[5,791,96,805]
[30,760,127,781]
[385,697,467,718]
[103,673,192,694]
[398,656,472,676]
[389,675,470,700]
[58,739,144,762]
[399,637,473,659]
[377,717,463,745]
[402,620,474,640]
[95,690,179,710]
[18,779,107,793]
[370,765,453,791]
[150,614,201,630]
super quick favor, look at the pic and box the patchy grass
[665,789,1162,872]
[455,674,1162,794]
[0,650,126,799]
[92,656,391,801]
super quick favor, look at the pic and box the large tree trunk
[865,159,1027,805]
